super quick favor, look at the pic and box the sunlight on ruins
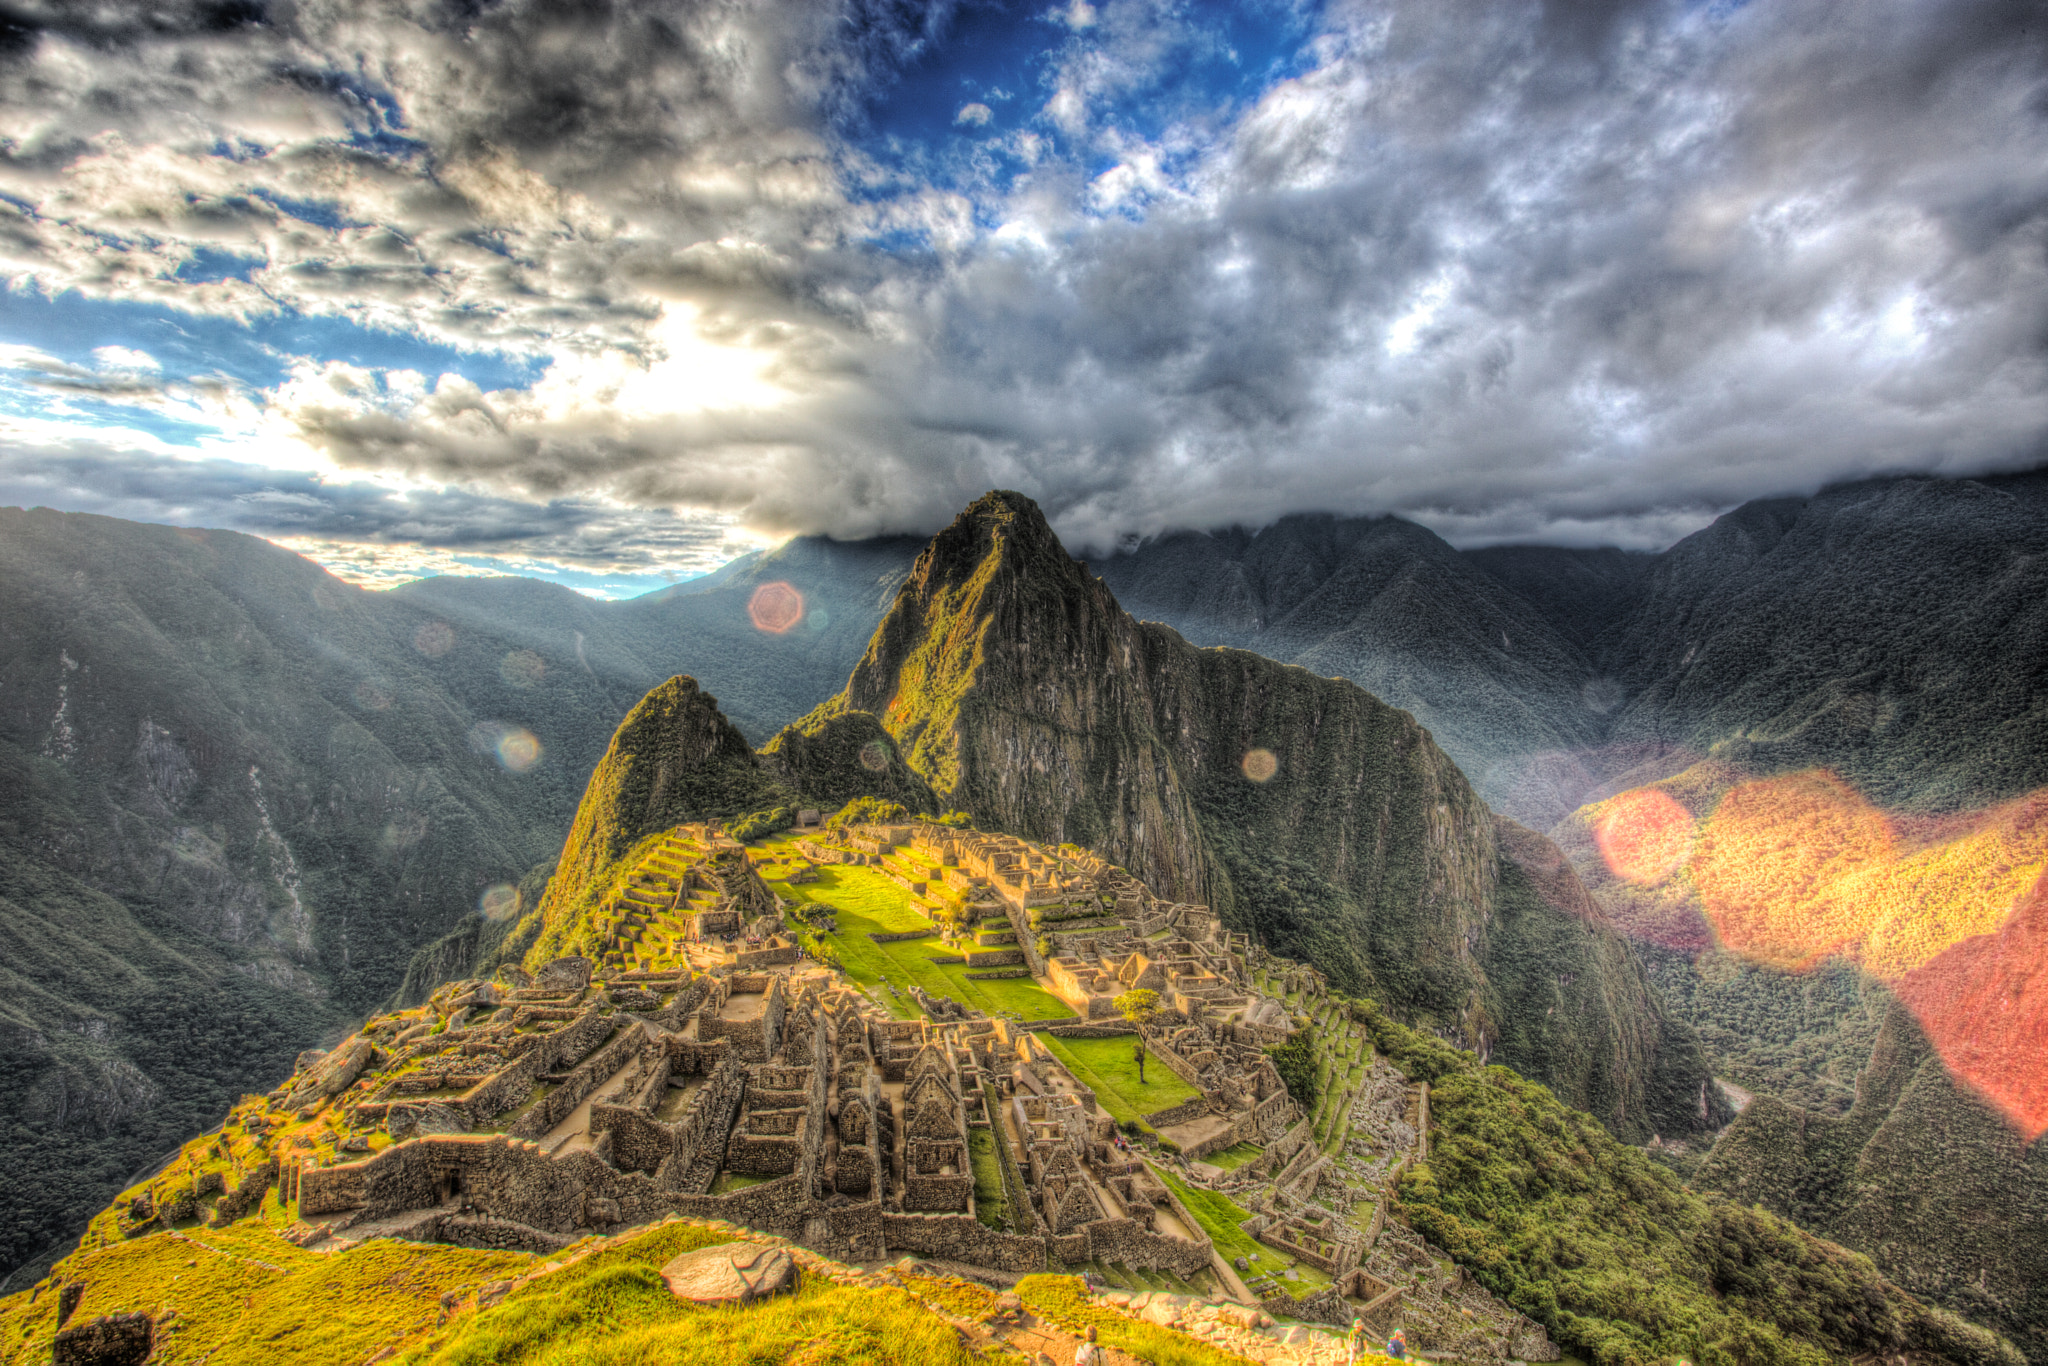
[87,814,1558,1357]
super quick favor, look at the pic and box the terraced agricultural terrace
[16,813,1557,1361]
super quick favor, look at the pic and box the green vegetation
[1267,1026,1320,1108]
[826,797,909,829]
[1013,1275,1256,1366]
[1398,1062,2019,1366]
[1113,988,1162,1082]
[1641,945,1886,1117]
[0,1196,532,1364]
[728,805,794,843]
[404,1222,977,1365]
[763,856,1072,1020]
[967,1127,1007,1229]
[1200,1142,1264,1172]
[1034,1033,1198,1125]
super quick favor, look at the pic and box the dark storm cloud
[0,0,2044,552]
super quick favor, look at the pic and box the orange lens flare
[748,581,804,634]
[1893,870,2048,1141]
[1241,748,1279,783]
[1592,787,1693,885]
[1587,767,2048,1137]
[1692,771,1892,971]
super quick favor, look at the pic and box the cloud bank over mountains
[0,0,2043,585]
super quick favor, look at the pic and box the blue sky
[0,0,2041,595]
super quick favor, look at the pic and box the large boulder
[284,1036,373,1110]
[535,956,592,992]
[659,1242,797,1305]
[52,1312,153,1365]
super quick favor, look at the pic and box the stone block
[52,1312,153,1365]
[659,1242,797,1305]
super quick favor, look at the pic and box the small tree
[1114,988,1161,1084]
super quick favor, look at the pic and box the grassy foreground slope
[0,1210,1256,1366]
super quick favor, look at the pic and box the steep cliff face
[1695,997,2048,1365]
[821,490,1720,1140]
[1100,514,1608,829]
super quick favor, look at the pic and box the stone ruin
[99,817,1555,1361]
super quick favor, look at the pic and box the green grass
[968,1128,1007,1229]
[0,1199,533,1365]
[1202,1142,1264,1172]
[768,857,1073,1021]
[1034,1034,1199,1126]
[709,1172,774,1194]
[1150,1168,1330,1300]
[403,1222,979,1366]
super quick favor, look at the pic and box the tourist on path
[1348,1318,1373,1363]
[1388,1328,1410,1360]
[1073,1324,1104,1365]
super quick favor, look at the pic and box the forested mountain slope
[1096,516,1606,829]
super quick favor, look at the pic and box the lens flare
[1893,870,2048,1141]
[414,621,454,657]
[1241,748,1279,782]
[859,739,891,772]
[353,679,393,711]
[1582,765,2048,1137]
[470,720,543,773]
[1592,787,1693,886]
[499,649,546,688]
[479,883,519,920]
[497,729,542,772]
[748,581,804,634]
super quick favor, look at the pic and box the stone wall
[1045,1021,1136,1039]
[901,1172,974,1212]
[509,1023,643,1140]
[725,1134,802,1176]
[1081,1217,1213,1279]
[880,1212,1046,1272]
[1143,1096,1212,1129]
[461,1009,613,1126]
[588,1104,672,1175]
[1145,1032,1209,1091]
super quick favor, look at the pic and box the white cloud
[0,0,2042,560]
